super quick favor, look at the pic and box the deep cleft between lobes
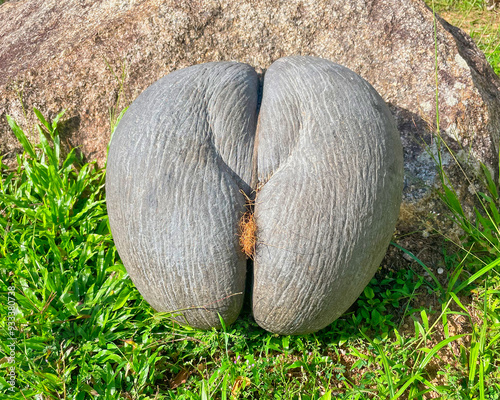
[106,56,404,334]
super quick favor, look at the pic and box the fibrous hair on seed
[238,190,257,259]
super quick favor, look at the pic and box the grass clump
[0,112,499,398]
[0,110,183,398]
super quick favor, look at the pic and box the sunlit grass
[0,99,498,400]
[429,0,500,74]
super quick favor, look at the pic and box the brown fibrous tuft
[239,210,256,259]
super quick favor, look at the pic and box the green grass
[1,3,500,398]
[1,106,499,400]
[430,0,489,10]
[429,0,500,75]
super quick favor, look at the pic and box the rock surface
[1,0,499,216]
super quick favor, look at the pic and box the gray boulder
[106,56,403,334]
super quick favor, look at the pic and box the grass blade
[33,107,51,133]
[391,242,443,293]
[418,334,465,370]
[454,257,500,293]
[390,373,422,400]
[6,115,36,159]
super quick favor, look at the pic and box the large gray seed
[253,57,403,334]
[106,56,403,334]
[106,62,259,328]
